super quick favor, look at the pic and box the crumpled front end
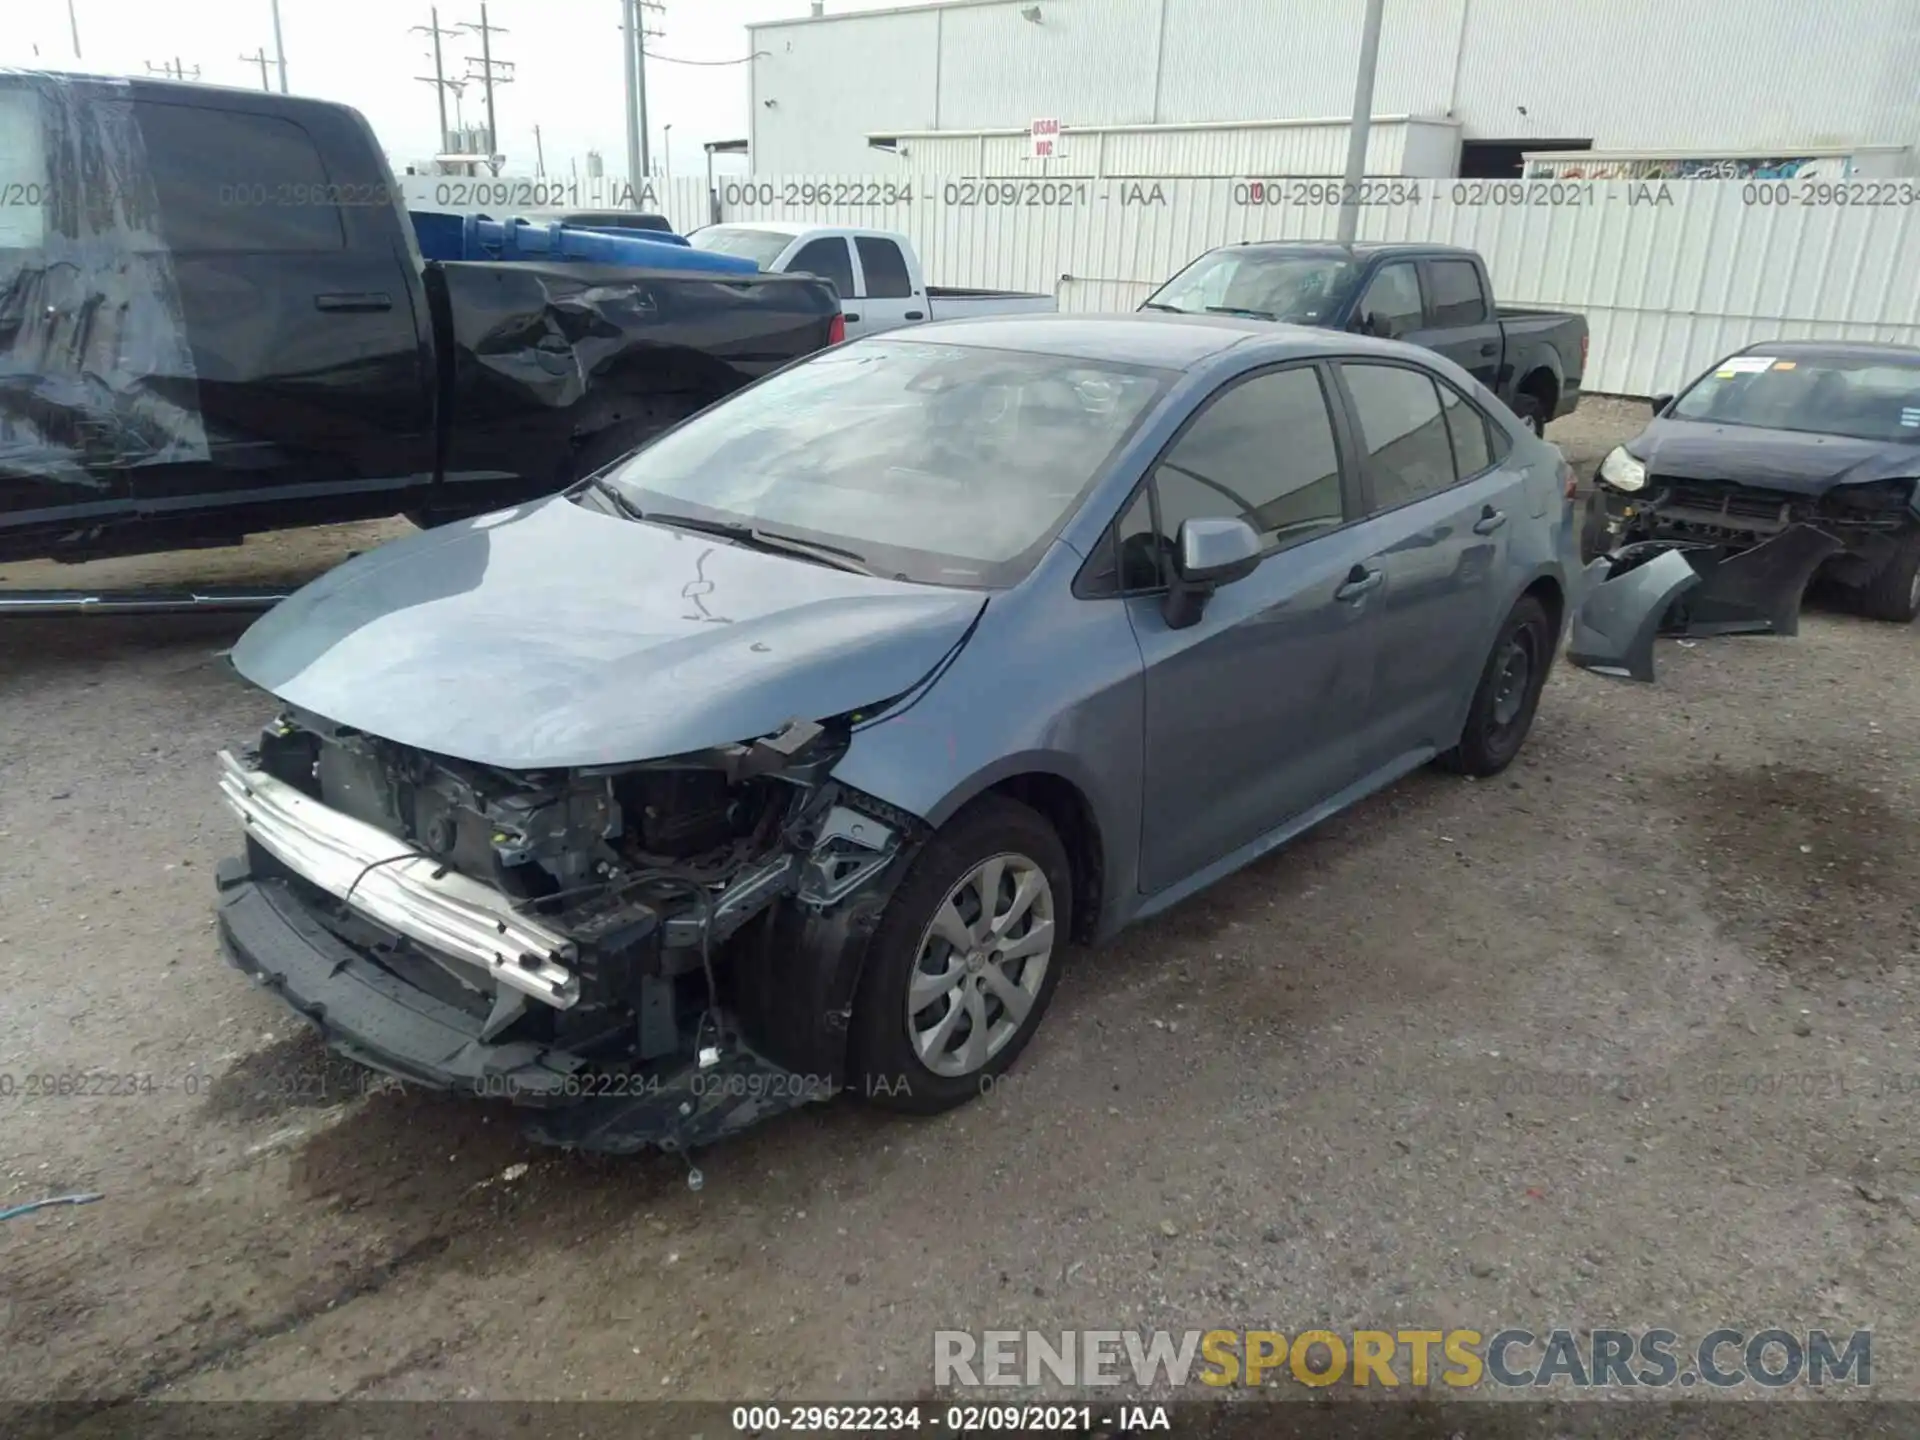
[215,708,920,1154]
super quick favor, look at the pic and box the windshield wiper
[578,473,647,522]
[1141,302,1184,313]
[643,513,877,575]
[1204,304,1280,321]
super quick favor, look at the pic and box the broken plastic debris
[0,1192,103,1223]
[698,1046,721,1069]
[501,1162,529,1182]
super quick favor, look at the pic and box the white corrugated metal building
[747,0,1920,178]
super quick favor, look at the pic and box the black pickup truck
[0,73,841,565]
[1142,242,1587,435]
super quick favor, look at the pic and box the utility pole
[240,46,273,90]
[533,124,545,176]
[412,7,460,153]
[622,0,664,199]
[269,0,288,92]
[458,4,514,175]
[144,58,202,81]
[1336,0,1387,244]
[66,0,82,58]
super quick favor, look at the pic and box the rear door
[784,235,862,336]
[1333,359,1526,773]
[851,235,924,335]
[127,97,432,515]
[1122,362,1382,894]
[1409,257,1502,390]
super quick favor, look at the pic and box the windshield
[1143,249,1356,325]
[599,340,1169,587]
[1671,354,1920,443]
[687,226,795,267]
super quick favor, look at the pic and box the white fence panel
[716,176,1920,396]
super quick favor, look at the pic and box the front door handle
[904,310,925,321]
[314,292,393,313]
[1472,506,1508,535]
[1479,341,1497,356]
[1334,564,1383,602]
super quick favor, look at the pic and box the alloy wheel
[906,853,1055,1077]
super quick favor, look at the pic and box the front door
[1127,362,1382,895]
[1332,359,1528,772]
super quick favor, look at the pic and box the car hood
[230,495,987,769]
[1627,418,1920,494]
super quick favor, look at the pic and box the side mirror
[1649,393,1674,416]
[1163,517,1262,630]
[1348,311,1373,336]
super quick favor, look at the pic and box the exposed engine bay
[217,708,920,1155]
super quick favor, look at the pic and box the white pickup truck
[687,222,1056,340]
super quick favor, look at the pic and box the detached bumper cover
[1566,524,1840,682]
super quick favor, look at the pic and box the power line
[457,3,514,174]
[645,50,767,66]
[239,46,273,90]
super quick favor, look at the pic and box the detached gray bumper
[1565,524,1841,682]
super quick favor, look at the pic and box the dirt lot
[4,400,1919,1410]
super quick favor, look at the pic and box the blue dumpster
[410,211,757,275]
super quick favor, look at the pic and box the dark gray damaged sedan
[216,315,1606,1155]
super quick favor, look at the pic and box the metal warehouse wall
[750,0,1920,175]
[893,120,1448,176]
[712,176,1920,397]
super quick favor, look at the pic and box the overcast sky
[5,0,899,178]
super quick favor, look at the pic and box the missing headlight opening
[217,708,914,1156]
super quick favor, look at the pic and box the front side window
[602,339,1168,588]
[1152,366,1347,553]
[134,102,344,251]
[1342,363,1458,510]
[1354,263,1423,339]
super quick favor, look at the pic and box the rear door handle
[1479,342,1497,356]
[843,311,862,323]
[904,310,924,321]
[315,292,392,313]
[1334,564,1383,602]
[1472,507,1508,535]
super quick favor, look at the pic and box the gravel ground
[4,401,1919,1412]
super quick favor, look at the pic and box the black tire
[849,795,1070,1116]
[1511,392,1546,438]
[1438,595,1554,777]
[1855,529,1920,624]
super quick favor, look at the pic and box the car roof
[1225,240,1478,261]
[1736,340,1920,365]
[870,312,1420,370]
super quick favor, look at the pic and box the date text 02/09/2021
[726,1403,1170,1433]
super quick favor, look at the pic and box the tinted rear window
[134,101,345,252]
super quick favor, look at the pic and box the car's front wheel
[1855,528,1920,624]
[849,795,1069,1115]
[1439,595,1554,777]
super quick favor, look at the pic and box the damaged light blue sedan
[215,314,1630,1156]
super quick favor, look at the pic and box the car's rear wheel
[849,795,1069,1115]
[1438,595,1554,777]
[1856,528,1920,624]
